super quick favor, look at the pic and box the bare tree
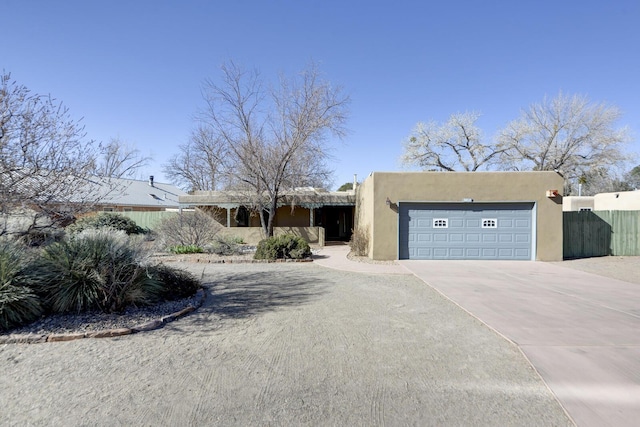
[498,93,631,184]
[0,72,101,238]
[401,112,505,171]
[162,126,227,192]
[94,137,151,179]
[622,165,640,191]
[196,61,349,237]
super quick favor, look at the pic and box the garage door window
[433,218,448,228]
[482,218,497,228]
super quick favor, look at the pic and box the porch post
[309,208,314,226]
[226,207,231,228]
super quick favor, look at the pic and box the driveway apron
[400,260,640,427]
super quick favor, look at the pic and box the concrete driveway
[400,260,640,427]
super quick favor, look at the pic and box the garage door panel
[399,202,534,260]
[450,233,464,242]
[481,248,497,257]
[433,234,448,242]
[499,234,514,243]
[482,234,497,243]
[466,233,480,242]
[466,248,481,257]
[450,219,464,228]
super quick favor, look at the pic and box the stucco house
[179,187,355,245]
[593,190,640,210]
[562,196,595,212]
[355,171,564,261]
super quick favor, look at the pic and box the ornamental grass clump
[254,234,311,260]
[31,229,164,313]
[0,241,43,331]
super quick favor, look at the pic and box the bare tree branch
[94,137,151,179]
[0,72,103,237]
[401,112,503,171]
[497,93,632,185]
[172,61,349,237]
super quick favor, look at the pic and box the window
[482,218,497,228]
[433,218,448,228]
[102,207,114,212]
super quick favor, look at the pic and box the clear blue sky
[3,0,639,189]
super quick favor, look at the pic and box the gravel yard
[552,256,640,285]
[0,262,571,426]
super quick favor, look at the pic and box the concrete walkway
[398,260,640,427]
[312,244,410,275]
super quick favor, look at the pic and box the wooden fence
[563,210,640,258]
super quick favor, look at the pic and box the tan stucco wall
[562,196,595,211]
[354,175,376,257]
[274,206,312,227]
[358,171,564,261]
[594,191,640,210]
[217,226,324,246]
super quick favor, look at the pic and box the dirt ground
[0,262,572,426]
[552,256,640,285]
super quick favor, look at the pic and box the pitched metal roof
[87,176,187,208]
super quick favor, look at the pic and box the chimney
[149,175,154,187]
[353,174,357,190]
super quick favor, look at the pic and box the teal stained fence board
[608,211,640,256]
[563,210,640,258]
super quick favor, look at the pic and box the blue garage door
[399,202,534,260]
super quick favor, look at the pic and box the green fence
[563,210,640,258]
[118,211,179,230]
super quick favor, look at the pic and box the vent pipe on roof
[149,176,154,187]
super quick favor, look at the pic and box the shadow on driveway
[173,267,329,334]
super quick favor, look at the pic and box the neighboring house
[593,190,640,211]
[356,171,564,261]
[563,196,595,212]
[83,175,186,212]
[179,187,355,245]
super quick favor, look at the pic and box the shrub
[156,210,221,249]
[67,212,146,235]
[0,241,43,330]
[206,235,245,256]
[169,244,203,254]
[31,229,163,313]
[349,226,369,257]
[254,234,311,260]
[15,227,65,247]
[148,264,201,301]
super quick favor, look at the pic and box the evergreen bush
[254,234,311,260]
[207,235,245,256]
[67,212,146,235]
[148,264,201,301]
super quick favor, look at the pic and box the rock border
[0,288,207,345]
[163,257,314,264]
